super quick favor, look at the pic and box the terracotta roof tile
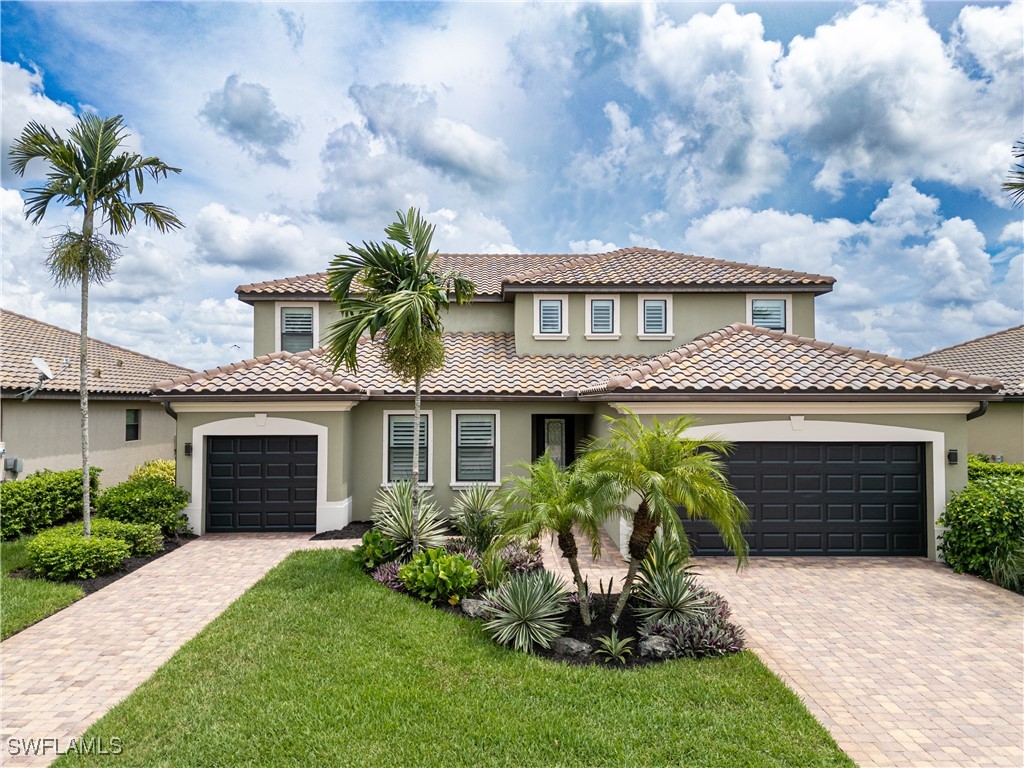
[913,325,1024,397]
[152,349,361,395]
[1,309,192,396]
[589,324,1002,395]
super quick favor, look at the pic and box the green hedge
[27,518,162,581]
[967,454,1024,481]
[0,468,101,541]
[940,476,1024,575]
[128,459,176,484]
[95,475,191,536]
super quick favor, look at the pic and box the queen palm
[325,208,474,552]
[1003,137,1024,207]
[585,411,749,625]
[8,115,182,536]
[502,453,619,625]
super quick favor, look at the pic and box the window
[637,294,673,338]
[585,295,620,338]
[533,294,569,339]
[453,412,498,484]
[125,409,140,441]
[385,413,431,484]
[280,307,314,352]
[747,295,791,332]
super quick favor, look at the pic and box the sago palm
[324,208,474,551]
[8,115,182,536]
[501,453,619,625]
[585,411,749,624]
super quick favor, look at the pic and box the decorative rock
[460,598,495,620]
[551,637,593,656]
[639,636,674,659]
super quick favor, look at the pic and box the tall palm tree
[8,115,183,537]
[502,453,619,625]
[1003,137,1024,207]
[325,208,474,552]
[585,411,750,624]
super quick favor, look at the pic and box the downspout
[966,401,988,421]
[162,401,178,420]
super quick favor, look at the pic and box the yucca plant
[638,529,690,587]
[594,629,634,665]
[634,566,711,627]
[451,483,504,553]
[483,569,569,653]
[371,480,446,560]
[479,546,509,588]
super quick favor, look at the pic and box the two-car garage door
[682,442,926,556]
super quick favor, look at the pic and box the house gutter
[163,401,178,420]
[966,401,989,421]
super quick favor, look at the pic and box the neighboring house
[914,325,1024,464]
[151,249,1003,560]
[1,309,192,485]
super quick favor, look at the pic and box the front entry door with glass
[532,416,576,467]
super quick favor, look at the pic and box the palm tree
[8,115,183,537]
[502,453,619,625]
[325,208,474,552]
[585,411,749,625]
[1003,137,1024,207]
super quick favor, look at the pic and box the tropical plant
[451,483,504,553]
[635,567,712,628]
[324,208,474,553]
[479,546,508,588]
[594,629,634,665]
[638,529,691,586]
[499,541,544,575]
[370,560,405,591]
[501,453,619,625]
[1004,136,1024,207]
[9,115,182,537]
[989,538,1024,593]
[643,613,746,659]
[398,548,478,605]
[370,481,447,560]
[353,529,398,571]
[483,569,569,653]
[584,411,749,624]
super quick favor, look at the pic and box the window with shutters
[384,412,431,485]
[585,295,619,338]
[747,295,791,332]
[452,412,499,484]
[533,294,569,339]
[277,304,317,353]
[637,295,673,339]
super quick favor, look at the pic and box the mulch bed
[311,521,372,540]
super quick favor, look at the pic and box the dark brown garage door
[206,436,317,532]
[682,442,926,555]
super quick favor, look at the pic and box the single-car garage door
[683,442,926,555]
[206,436,317,532]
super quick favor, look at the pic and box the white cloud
[428,208,519,254]
[192,203,308,271]
[1,62,78,184]
[569,239,618,254]
[199,74,300,167]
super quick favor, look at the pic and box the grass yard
[1,536,84,640]
[61,550,852,768]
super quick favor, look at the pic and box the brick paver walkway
[546,543,1024,768]
[0,533,354,767]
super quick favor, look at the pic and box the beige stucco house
[1,310,192,485]
[151,249,1004,561]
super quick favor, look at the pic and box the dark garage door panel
[683,442,926,556]
[206,436,317,532]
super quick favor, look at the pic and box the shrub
[27,526,132,581]
[644,614,746,659]
[370,560,405,591]
[635,566,711,627]
[500,541,543,575]
[353,529,397,571]
[450,483,504,553]
[95,475,191,536]
[0,468,102,540]
[399,548,478,605]
[968,454,1024,481]
[88,518,162,556]
[443,538,481,568]
[128,459,177,484]
[371,481,447,560]
[940,476,1024,575]
[484,570,569,653]
[989,538,1024,593]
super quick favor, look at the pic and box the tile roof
[1,309,193,396]
[235,249,835,300]
[153,350,361,395]
[913,325,1024,397]
[586,324,1002,395]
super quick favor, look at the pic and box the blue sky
[2,0,1021,370]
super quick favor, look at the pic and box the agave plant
[638,529,690,587]
[634,566,711,627]
[451,483,504,553]
[594,629,634,665]
[371,480,446,560]
[483,569,569,653]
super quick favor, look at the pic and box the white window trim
[585,294,620,339]
[274,301,320,353]
[450,410,501,488]
[533,294,569,340]
[637,294,674,340]
[746,294,793,333]
[382,410,434,488]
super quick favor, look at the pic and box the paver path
[1,533,354,767]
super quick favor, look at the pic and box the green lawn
[60,550,852,767]
[1,536,84,640]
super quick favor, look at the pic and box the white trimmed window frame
[637,294,674,340]
[450,409,501,488]
[746,294,793,333]
[382,410,434,488]
[274,301,319,353]
[533,294,569,340]
[585,294,620,339]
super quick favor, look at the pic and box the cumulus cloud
[569,239,618,254]
[199,74,300,167]
[1,62,78,184]
[278,9,305,50]
[192,203,308,270]
[428,207,519,253]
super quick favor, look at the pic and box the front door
[532,416,576,467]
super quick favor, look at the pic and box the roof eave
[501,283,834,297]
[579,390,1003,401]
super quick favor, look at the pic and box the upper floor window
[747,295,791,332]
[638,294,673,339]
[586,295,620,338]
[125,409,140,441]
[280,307,314,352]
[533,294,569,340]
[453,412,498,484]
[385,412,431,485]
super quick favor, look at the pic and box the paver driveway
[0,533,354,767]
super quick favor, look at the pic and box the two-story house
[152,249,1003,560]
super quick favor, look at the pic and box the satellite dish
[32,357,54,380]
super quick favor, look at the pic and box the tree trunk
[610,498,658,624]
[410,375,421,554]
[80,208,93,539]
[557,530,591,626]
